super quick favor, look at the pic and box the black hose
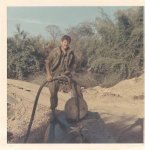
[24,75,80,143]
[73,81,80,122]
[24,80,48,143]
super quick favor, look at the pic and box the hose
[24,80,48,143]
[24,75,80,143]
[73,81,80,121]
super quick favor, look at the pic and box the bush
[7,7,143,88]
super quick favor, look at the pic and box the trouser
[48,79,83,111]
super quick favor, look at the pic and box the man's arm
[45,61,53,81]
[45,52,54,81]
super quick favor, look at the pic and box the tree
[46,25,61,44]
[7,24,41,79]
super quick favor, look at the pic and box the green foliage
[66,6,143,86]
[7,7,144,87]
[7,25,46,79]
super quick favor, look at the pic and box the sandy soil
[7,74,144,143]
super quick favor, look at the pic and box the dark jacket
[45,46,75,76]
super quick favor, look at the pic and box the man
[45,35,82,111]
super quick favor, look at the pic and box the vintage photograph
[7,6,144,143]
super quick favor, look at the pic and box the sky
[7,6,132,38]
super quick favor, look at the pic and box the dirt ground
[7,74,144,143]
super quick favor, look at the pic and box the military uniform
[45,46,83,110]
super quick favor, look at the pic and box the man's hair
[61,35,71,43]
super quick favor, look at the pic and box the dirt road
[7,74,144,143]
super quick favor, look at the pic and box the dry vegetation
[7,7,143,87]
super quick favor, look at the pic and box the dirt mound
[7,74,144,143]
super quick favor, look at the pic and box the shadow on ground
[7,111,143,143]
[106,116,143,143]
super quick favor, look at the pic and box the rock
[65,97,88,121]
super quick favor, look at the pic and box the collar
[59,46,70,55]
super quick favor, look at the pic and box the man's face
[61,40,70,50]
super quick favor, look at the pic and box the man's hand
[47,75,53,81]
